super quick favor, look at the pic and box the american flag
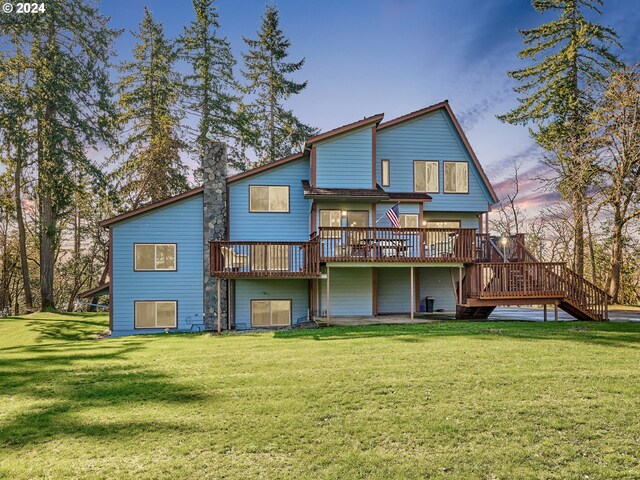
[386,204,400,228]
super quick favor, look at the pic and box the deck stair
[456,235,610,321]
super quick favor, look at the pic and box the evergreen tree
[180,0,245,172]
[498,0,621,276]
[242,4,316,165]
[1,0,119,309]
[114,7,189,208]
[0,48,34,311]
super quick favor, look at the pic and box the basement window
[251,300,291,327]
[134,301,177,329]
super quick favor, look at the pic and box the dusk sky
[34,1,640,210]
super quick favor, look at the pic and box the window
[249,186,289,212]
[251,300,291,327]
[347,211,368,246]
[250,244,290,271]
[134,244,176,271]
[134,301,177,329]
[399,214,419,228]
[347,211,368,228]
[320,210,341,238]
[381,159,390,187]
[414,161,439,193]
[425,220,461,229]
[443,162,469,193]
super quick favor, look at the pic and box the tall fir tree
[498,0,621,276]
[0,0,119,309]
[114,7,189,208]
[0,47,34,311]
[180,0,245,172]
[242,4,316,165]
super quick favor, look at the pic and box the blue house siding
[316,127,373,189]
[229,157,310,241]
[376,110,492,212]
[111,195,204,336]
[423,211,480,229]
[419,267,458,312]
[377,268,412,313]
[234,279,309,329]
[320,268,373,316]
[376,202,421,228]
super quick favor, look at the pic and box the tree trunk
[38,140,56,310]
[585,203,597,283]
[1,210,9,311]
[571,191,584,276]
[14,143,34,312]
[607,215,624,304]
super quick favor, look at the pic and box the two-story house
[93,101,609,336]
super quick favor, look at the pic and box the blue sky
[67,1,640,207]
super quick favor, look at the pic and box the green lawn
[1,314,639,479]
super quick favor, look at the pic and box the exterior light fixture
[341,210,347,217]
[500,236,508,263]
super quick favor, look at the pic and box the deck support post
[410,267,414,321]
[327,266,331,322]
[217,279,221,335]
[372,268,378,317]
[543,304,547,322]
[554,303,558,322]
[458,265,463,305]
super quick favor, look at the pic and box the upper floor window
[425,220,461,229]
[381,159,390,187]
[399,214,419,228]
[134,244,176,271]
[443,162,469,193]
[414,161,439,193]
[249,186,289,212]
[320,210,341,238]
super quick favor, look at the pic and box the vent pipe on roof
[203,141,228,331]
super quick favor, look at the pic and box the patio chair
[220,246,249,271]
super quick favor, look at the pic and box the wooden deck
[210,240,320,278]
[210,230,611,321]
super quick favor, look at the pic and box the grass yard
[1,313,639,479]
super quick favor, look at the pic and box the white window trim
[134,300,177,329]
[134,243,176,271]
[249,185,290,213]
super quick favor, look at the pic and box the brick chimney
[203,141,227,330]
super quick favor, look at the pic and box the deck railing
[464,261,610,320]
[318,227,477,262]
[465,262,566,299]
[210,240,320,278]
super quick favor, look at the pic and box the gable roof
[99,187,204,228]
[226,152,306,184]
[305,113,384,147]
[378,100,498,203]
